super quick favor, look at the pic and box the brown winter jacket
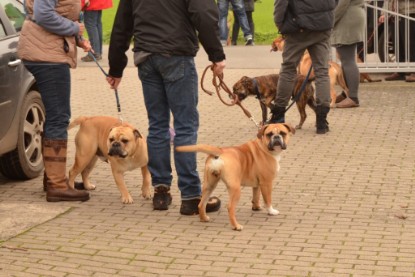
[17,0,80,68]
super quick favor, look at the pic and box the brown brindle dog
[271,37,349,108]
[176,123,295,231]
[232,74,316,129]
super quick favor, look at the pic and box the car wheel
[0,90,45,179]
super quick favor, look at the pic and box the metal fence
[357,0,415,73]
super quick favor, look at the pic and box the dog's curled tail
[176,144,223,156]
[67,116,89,130]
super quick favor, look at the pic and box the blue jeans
[84,10,103,55]
[138,55,201,200]
[218,0,252,43]
[24,62,71,139]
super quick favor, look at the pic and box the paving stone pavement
[1,46,414,277]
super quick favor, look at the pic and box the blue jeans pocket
[138,55,185,82]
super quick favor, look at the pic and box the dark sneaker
[180,196,221,215]
[153,186,172,210]
[245,38,254,46]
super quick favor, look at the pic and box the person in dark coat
[271,0,338,134]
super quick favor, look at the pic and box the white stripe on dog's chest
[275,155,281,172]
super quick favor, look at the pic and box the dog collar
[252,79,262,100]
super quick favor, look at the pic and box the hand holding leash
[212,60,226,76]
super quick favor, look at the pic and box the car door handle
[8,59,22,67]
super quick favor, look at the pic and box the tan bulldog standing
[68,116,151,204]
[176,123,295,231]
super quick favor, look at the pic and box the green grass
[101,0,276,45]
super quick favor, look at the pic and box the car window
[1,0,25,32]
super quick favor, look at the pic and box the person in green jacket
[331,0,365,108]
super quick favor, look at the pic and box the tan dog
[176,123,295,231]
[233,74,316,129]
[68,116,151,204]
[271,37,349,108]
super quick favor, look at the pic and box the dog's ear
[282,123,296,135]
[257,124,268,139]
[243,76,255,89]
[133,129,142,140]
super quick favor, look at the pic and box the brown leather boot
[42,172,86,191]
[43,139,89,202]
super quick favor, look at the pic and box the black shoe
[153,186,172,210]
[245,38,254,46]
[180,197,221,215]
[316,105,330,134]
[267,106,286,124]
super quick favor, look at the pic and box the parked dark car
[0,0,45,179]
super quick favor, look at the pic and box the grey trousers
[275,30,332,108]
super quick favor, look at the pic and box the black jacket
[274,0,338,34]
[108,0,225,77]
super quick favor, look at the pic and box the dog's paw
[141,189,152,200]
[84,183,96,190]
[232,224,243,231]
[199,215,210,222]
[267,207,280,216]
[122,194,134,204]
[252,205,262,211]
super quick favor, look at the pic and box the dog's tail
[176,144,223,156]
[67,116,88,130]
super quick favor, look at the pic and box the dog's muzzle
[234,92,246,101]
[268,135,286,150]
[108,142,128,158]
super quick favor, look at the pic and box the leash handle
[200,65,260,128]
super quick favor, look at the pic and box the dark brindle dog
[233,74,316,129]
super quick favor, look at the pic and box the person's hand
[78,39,92,52]
[212,60,226,76]
[84,0,90,7]
[77,22,85,36]
[379,15,385,23]
[107,76,122,90]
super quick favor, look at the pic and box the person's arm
[108,0,134,78]
[187,0,225,64]
[107,0,134,89]
[273,0,288,29]
[33,0,80,36]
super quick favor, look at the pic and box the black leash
[285,65,313,112]
[79,11,122,122]
[86,52,122,122]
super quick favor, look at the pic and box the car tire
[0,90,45,180]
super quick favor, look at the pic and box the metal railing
[357,0,415,73]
